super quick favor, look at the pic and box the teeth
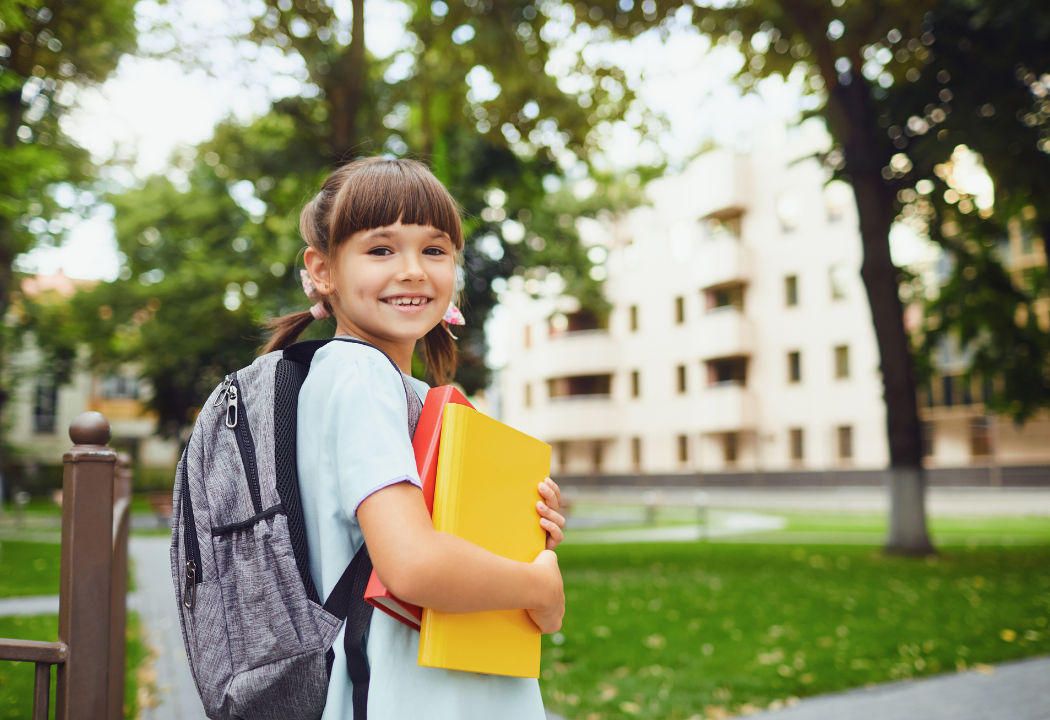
[389,297,428,306]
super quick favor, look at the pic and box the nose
[397,250,427,283]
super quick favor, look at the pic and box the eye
[368,246,393,256]
[423,246,448,256]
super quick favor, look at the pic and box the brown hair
[262,157,464,384]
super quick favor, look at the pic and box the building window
[631,370,640,398]
[707,356,748,387]
[777,193,800,232]
[704,214,742,241]
[675,296,685,324]
[834,345,850,379]
[705,284,745,312]
[592,441,604,473]
[557,441,568,473]
[677,434,689,463]
[524,383,532,408]
[788,351,801,383]
[785,275,798,307]
[524,325,531,349]
[922,421,935,457]
[971,417,991,457]
[790,428,804,462]
[549,308,606,336]
[723,432,739,465]
[629,305,639,332]
[941,375,954,407]
[548,374,613,399]
[837,425,853,460]
[676,365,687,394]
[100,375,137,400]
[34,379,58,435]
[631,437,642,469]
[829,263,849,300]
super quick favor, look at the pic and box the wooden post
[56,412,116,720]
[109,452,132,720]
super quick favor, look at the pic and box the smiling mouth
[382,296,432,309]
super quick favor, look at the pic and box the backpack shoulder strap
[284,335,425,720]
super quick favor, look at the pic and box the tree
[879,0,1050,423]
[0,0,138,499]
[61,0,650,438]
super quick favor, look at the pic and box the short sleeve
[319,350,422,516]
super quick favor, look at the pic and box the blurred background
[1,0,1049,718]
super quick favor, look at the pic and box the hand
[527,550,564,634]
[536,478,566,550]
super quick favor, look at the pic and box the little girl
[263,157,566,719]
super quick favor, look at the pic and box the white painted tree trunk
[884,467,935,555]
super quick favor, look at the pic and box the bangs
[327,158,463,250]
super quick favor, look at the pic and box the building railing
[0,412,130,720]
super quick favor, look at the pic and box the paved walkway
[129,536,207,720]
[750,655,1050,719]
[563,487,1050,516]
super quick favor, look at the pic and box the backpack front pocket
[213,512,329,674]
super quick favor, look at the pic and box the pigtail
[261,310,318,354]
[421,323,458,385]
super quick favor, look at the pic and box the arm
[358,481,564,633]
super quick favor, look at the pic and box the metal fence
[0,411,131,720]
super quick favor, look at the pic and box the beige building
[496,122,1050,481]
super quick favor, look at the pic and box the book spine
[420,404,470,665]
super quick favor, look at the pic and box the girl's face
[305,220,457,355]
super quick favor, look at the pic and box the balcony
[694,238,752,289]
[695,384,758,433]
[535,330,618,376]
[698,311,755,359]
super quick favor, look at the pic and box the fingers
[541,517,564,550]
[537,477,562,513]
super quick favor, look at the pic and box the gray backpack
[170,337,422,720]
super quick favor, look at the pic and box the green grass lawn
[0,542,61,598]
[0,614,149,720]
[541,542,1050,720]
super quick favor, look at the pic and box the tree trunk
[327,0,366,159]
[833,74,935,556]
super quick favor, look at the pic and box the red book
[364,386,475,630]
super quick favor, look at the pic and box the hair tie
[442,303,464,339]
[301,270,331,319]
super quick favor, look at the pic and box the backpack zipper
[229,373,264,515]
[180,449,202,606]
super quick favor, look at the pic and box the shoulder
[311,339,401,382]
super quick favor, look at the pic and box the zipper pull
[213,375,233,405]
[183,560,197,610]
[225,385,239,428]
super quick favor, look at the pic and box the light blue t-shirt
[297,338,545,720]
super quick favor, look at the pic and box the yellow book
[417,404,551,678]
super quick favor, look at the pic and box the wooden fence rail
[0,411,130,720]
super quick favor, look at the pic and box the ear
[303,247,335,296]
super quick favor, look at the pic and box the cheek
[432,261,457,299]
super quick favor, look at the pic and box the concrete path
[0,594,60,617]
[129,536,207,720]
[563,487,1050,516]
[750,655,1050,719]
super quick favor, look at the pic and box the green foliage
[876,0,1050,422]
[542,542,1050,720]
[59,0,659,427]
